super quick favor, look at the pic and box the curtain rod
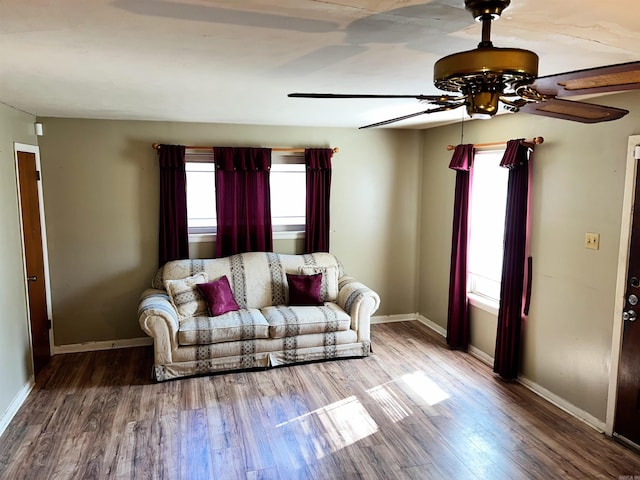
[152,143,339,154]
[445,136,544,151]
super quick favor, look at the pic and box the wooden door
[17,150,51,377]
[615,148,640,445]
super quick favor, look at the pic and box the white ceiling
[1,0,639,129]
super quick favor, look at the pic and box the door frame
[13,142,54,363]
[606,135,640,438]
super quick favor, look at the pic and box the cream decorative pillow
[165,272,209,319]
[298,265,339,302]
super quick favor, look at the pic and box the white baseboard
[401,315,607,434]
[518,375,606,433]
[469,345,494,366]
[415,314,447,337]
[0,378,34,438]
[371,313,418,324]
[53,337,153,355]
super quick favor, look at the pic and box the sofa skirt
[153,340,371,382]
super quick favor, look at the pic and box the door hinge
[36,170,41,181]
[47,319,52,329]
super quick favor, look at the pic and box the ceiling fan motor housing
[434,46,538,118]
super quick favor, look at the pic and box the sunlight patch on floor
[315,396,379,452]
[401,371,450,406]
[366,384,412,423]
[276,395,379,457]
[274,371,449,461]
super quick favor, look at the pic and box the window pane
[186,162,216,231]
[469,273,502,301]
[270,164,306,226]
[270,163,305,228]
[468,150,508,300]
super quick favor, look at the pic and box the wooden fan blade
[288,93,460,101]
[530,61,640,97]
[359,104,464,129]
[519,98,628,123]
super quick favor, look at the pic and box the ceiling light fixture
[289,0,639,127]
[433,0,538,119]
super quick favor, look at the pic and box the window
[185,150,305,236]
[186,160,216,233]
[467,149,508,303]
[269,156,305,231]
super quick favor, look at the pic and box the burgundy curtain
[305,148,333,253]
[158,144,188,266]
[214,147,273,257]
[494,140,532,379]
[446,144,475,350]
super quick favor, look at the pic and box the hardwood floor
[1,321,639,479]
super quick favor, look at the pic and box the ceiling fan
[289,0,640,129]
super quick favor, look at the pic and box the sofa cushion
[262,303,351,339]
[197,275,240,317]
[153,252,344,310]
[165,272,209,319]
[178,308,270,346]
[298,265,339,301]
[287,273,323,306]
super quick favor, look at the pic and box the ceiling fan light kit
[289,0,640,128]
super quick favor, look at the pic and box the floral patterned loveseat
[138,252,380,381]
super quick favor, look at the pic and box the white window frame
[185,149,306,242]
[467,148,508,314]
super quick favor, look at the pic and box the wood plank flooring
[1,320,639,479]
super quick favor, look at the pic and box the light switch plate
[585,232,600,250]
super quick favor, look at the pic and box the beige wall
[419,90,640,422]
[27,92,638,425]
[469,305,498,357]
[37,119,421,345]
[0,103,38,423]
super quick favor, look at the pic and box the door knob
[623,310,637,322]
[27,276,37,282]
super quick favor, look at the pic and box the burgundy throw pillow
[196,275,240,316]
[287,273,323,306]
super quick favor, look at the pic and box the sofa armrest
[138,288,179,365]
[337,276,381,343]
